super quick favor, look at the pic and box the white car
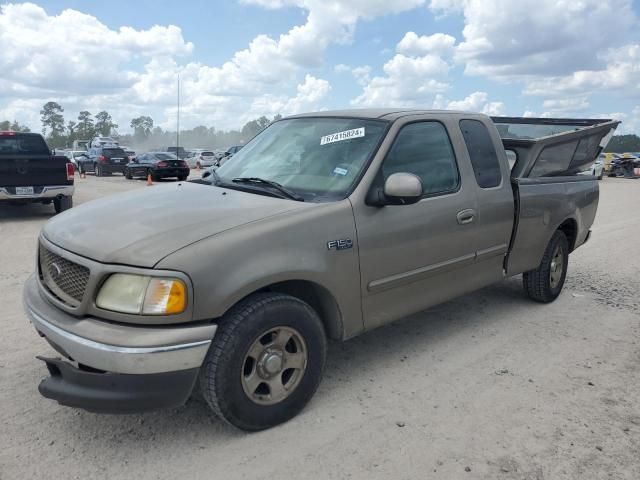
[90,136,119,148]
[591,158,604,180]
[187,149,218,168]
[64,150,89,171]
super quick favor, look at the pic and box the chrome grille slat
[39,243,90,306]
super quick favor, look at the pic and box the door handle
[457,209,476,225]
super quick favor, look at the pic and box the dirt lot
[0,174,638,480]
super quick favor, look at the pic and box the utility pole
[176,73,180,156]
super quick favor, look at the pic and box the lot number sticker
[321,127,365,145]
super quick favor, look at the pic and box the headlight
[96,274,187,315]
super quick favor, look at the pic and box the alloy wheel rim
[241,326,307,405]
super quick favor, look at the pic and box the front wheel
[199,293,327,431]
[523,230,569,303]
[124,168,132,179]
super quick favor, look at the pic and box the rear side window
[460,119,502,188]
[382,122,459,196]
[0,135,49,155]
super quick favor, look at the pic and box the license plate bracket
[15,186,35,195]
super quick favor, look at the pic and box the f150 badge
[327,238,353,251]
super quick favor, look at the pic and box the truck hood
[43,182,307,267]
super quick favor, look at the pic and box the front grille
[39,243,90,306]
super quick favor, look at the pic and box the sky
[1,0,640,134]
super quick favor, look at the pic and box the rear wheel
[178,174,188,181]
[94,164,102,177]
[199,293,327,431]
[523,230,569,303]
[53,196,73,214]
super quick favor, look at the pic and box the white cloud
[541,97,590,113]
[433,0,637,79]
[0,1,430,132]
[434,91,505,115]
[396,32,456,57]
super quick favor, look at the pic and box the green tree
[241,116,271,139]
[95,110,118,136]
[131,115,154,140]
[605,134,640,153]
[0,120,30,132]
[66,121,77,144]
[76,111,95,140]
[40,101,65,136]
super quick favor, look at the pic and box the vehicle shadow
[52,277,530,445]
[0,203,55,221]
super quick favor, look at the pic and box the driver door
[353,120,481,330]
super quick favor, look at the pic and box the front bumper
[0,185,74,201]
[38,356,199,413]
[24,274,216,412]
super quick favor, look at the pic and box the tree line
[3,101,639,152]
[1,101,282,151]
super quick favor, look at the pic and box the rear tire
[178,174,188,181]
[53,196,73,214]
[523,230,569,303]
[199,293,327,431]
[95,164,102,177]
[125,168,132,180]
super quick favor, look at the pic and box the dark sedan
[124,152,189,181]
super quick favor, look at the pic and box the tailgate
[0,154,71,187]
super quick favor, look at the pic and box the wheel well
[257,280,344,341]
[558,219,578,252]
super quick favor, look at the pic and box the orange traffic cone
[146,173,153,186]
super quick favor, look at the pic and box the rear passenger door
[459,118,514,280]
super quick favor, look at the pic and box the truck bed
[492,116,617,276]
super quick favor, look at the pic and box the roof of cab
[286,108,476,121]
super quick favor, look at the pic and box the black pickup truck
[0,131,74,213]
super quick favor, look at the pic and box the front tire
[124,168,132,179]
[53,196,73,214]
[199,293,327,431]
[523,230,569,303]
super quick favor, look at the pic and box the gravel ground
[0,174,638,480]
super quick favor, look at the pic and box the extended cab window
[382,122,459,196]
[460,119,502,188]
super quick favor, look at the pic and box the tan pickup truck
[24,109,618,430]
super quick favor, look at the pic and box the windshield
[215,117,388,201]
[202,151,214,156]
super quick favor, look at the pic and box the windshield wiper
[231,177,305,201]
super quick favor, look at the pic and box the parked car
[90,136,119,148]
[76,146,129,176]
[124,152,189,181]
[0,131,74,213]
[64,150,88,171]
[72,139,90,151]
[120,146,136,159]
[24,110,618,430]
[225,145,243,156]
[187,149,217,168]
[591,157,604,180]
[167,146,188,160]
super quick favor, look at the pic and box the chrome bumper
[23,275,215,374]
[0,185,74,200]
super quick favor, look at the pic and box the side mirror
[381,172,423,205]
